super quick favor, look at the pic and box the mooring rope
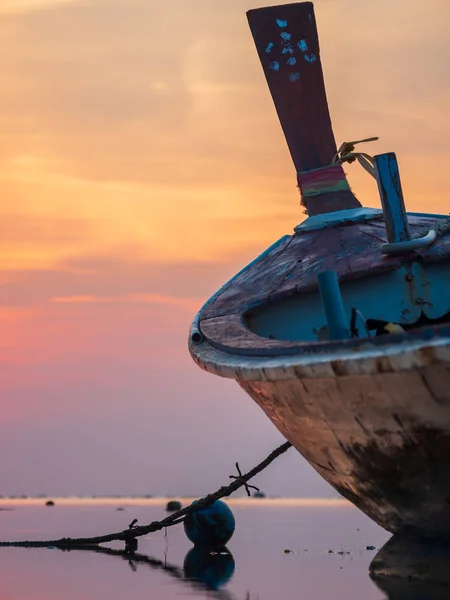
[0,441,292,549]
[74,545,238,600]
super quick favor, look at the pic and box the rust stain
[331,360,348,376]
[375,356,394,373]
[418,346,438,366]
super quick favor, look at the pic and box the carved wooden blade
[247,3,360,214]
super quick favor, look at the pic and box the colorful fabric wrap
[297,164,351,198]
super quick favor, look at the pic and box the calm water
[0,497,408,599]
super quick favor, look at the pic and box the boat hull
[191,330,450,541]
[238,359,450,540]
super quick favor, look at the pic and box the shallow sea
[0,497,417,599]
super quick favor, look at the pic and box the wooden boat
[189,2,450,542]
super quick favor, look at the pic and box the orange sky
[0,0,449,496]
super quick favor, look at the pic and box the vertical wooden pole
[373,153,411,243]
[317,270,349,341]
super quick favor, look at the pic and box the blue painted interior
[190,235,290,343]
[245,261,450,342]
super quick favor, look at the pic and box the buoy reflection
[183,546,235,590]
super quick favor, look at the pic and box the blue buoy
[183,500,235,548]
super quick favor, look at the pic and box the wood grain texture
[374,153,411,243]
[247,2,361,215]
[239,362,450,540]
[203,215,450,321]
[197,214,450,356]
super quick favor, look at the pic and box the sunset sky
[0,0,449,497]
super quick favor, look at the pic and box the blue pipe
[317,270,349,341]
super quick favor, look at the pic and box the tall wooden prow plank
[247,3,361,215]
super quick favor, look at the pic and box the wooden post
[373,153,411,243]
[317,270,349,341]
[247,3,361,215]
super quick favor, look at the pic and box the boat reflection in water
[370,535,450,600]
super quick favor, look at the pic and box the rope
[383,218,450,254]
[0,441,292,549]
[297,135,450,248]
[414,218,450,239]
[297,164,351,198]
[297,137,378,203]
[73,546,238,600]
[331,137,450,244]
[331,137,379,178]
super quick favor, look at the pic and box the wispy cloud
[0,0,78,15]
[51,292,202,310]
[0,0,449,497]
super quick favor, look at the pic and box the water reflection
[63,543,236,599]
[370,535,450,600]
[184,547,235,590]
[372,576,449,600]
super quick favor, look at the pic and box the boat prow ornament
[189,2,450,546]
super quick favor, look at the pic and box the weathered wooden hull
[188,0,450,544]
[189,209,450,540]
[190,334,450,541]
